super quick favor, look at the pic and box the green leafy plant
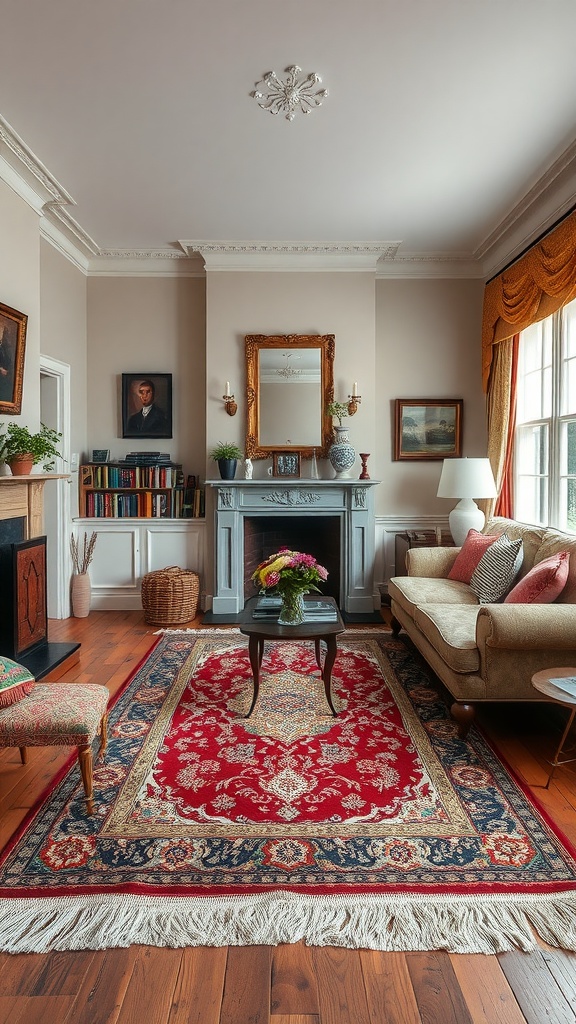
[326,401,350,426]
[0,422,63,470]
[209,441,243,461]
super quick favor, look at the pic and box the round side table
[531,666,576,787]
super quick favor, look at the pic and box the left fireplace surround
[207,479,379,616]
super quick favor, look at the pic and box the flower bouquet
[251,547,328,625]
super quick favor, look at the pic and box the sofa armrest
[476,603,576,650]
[407,546,460,578]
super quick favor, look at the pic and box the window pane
[558,419,576,532]
[516,424,548,474]
[563,298,576,358]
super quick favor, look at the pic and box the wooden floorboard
[0,609,574,1023]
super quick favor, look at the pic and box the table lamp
[437,458,497,545]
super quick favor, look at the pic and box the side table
[531,666,576,787]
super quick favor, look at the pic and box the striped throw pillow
[469,533,523,604]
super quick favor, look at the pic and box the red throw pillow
[504,551,570,604]
[447,529,498,584]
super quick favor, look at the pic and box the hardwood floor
[0,609,575,1024]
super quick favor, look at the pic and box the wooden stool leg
[77,743,94,814]
[98,712,108,756]
[19,747,28,765]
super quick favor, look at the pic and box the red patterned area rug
[1,629,576,953]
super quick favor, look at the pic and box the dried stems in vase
[70,531,97,575]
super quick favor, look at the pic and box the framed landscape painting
[394,399,463,460]
[0,301,27,416]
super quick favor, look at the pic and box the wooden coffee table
[239,596,346,718]
[531,666,576,787]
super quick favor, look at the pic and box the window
[515,297,576,531]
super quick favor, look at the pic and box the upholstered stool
[0,683,109,814]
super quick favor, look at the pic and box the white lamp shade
[437,458,497,546]
[437,458,497,500]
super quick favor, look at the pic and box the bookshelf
[79,462,205,519]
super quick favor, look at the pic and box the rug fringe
[1,892,575,954]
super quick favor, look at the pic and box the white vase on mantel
[328,426,356,478]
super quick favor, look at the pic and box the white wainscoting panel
[375,515,451,596]
[73,519,206,610]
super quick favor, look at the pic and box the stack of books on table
[252,596,338,622]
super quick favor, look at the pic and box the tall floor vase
[71,573,91,618]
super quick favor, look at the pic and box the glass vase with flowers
[251,548,329,625]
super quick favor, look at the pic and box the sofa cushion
[504,550,570,604]
[389,576,479,619]
[469,534,523,603]
[484,517,545,577]
[533,528,576,604]
[413,605,481,674]
[448,529,497,583]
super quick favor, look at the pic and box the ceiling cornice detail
[475,137,576,277]
[180,240,402,272]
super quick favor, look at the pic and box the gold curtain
[482,208,576,391]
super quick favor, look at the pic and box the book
[549,676,576,699]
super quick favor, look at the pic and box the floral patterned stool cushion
[0,683,109,814]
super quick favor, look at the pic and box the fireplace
[243,515,341,602]
[0,477,79,678]
[208,478,378,616]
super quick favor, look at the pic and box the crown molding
[476,138,576,278]
[39,218,90,274]
[180,240,402,271]
[376,254,484,279]
[87,251,204,277]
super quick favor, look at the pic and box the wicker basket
[141,566,200,625]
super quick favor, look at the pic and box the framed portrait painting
[394,399,463,460]
[122,373,173,439]
[0,301,27,416]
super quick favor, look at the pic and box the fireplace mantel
[0,474,69,537]
[207,479,380,615]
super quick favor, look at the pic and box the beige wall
[376,278,485,516]
[0,179,41,427]
[40,239,88,458]
[86,276,206,473]
[205,271,376,479]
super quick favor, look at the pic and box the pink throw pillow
[504,551,570,604]
[448,529,498,584]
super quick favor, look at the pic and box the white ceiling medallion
[252,65,328,121]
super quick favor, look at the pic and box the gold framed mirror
[245,334,335,459]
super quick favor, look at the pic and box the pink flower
[264,570,280,587]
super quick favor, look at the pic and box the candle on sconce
[225,382,230,396]
[352,382,358,396]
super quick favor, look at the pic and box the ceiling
[1,0,576,274]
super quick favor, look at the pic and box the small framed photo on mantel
[394,399,463,461]
[273,452,301,478]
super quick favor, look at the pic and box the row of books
[83,464,184,489]
[182,487,205,518]
[84,490,185,518]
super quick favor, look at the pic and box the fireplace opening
[244,515,341,604]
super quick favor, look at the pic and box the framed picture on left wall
[0,301,27,416]
[122,373,173,439]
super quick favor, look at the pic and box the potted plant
[0,422,63,475]
[209,441,243,480]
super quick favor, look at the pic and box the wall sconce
[348,382,362,416]
[223,382,237,417]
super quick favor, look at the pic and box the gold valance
[482,208,576,391]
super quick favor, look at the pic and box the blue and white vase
[328,425,356,478]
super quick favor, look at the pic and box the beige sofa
[388,517,576,735]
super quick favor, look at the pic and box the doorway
[39,356,71,618]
